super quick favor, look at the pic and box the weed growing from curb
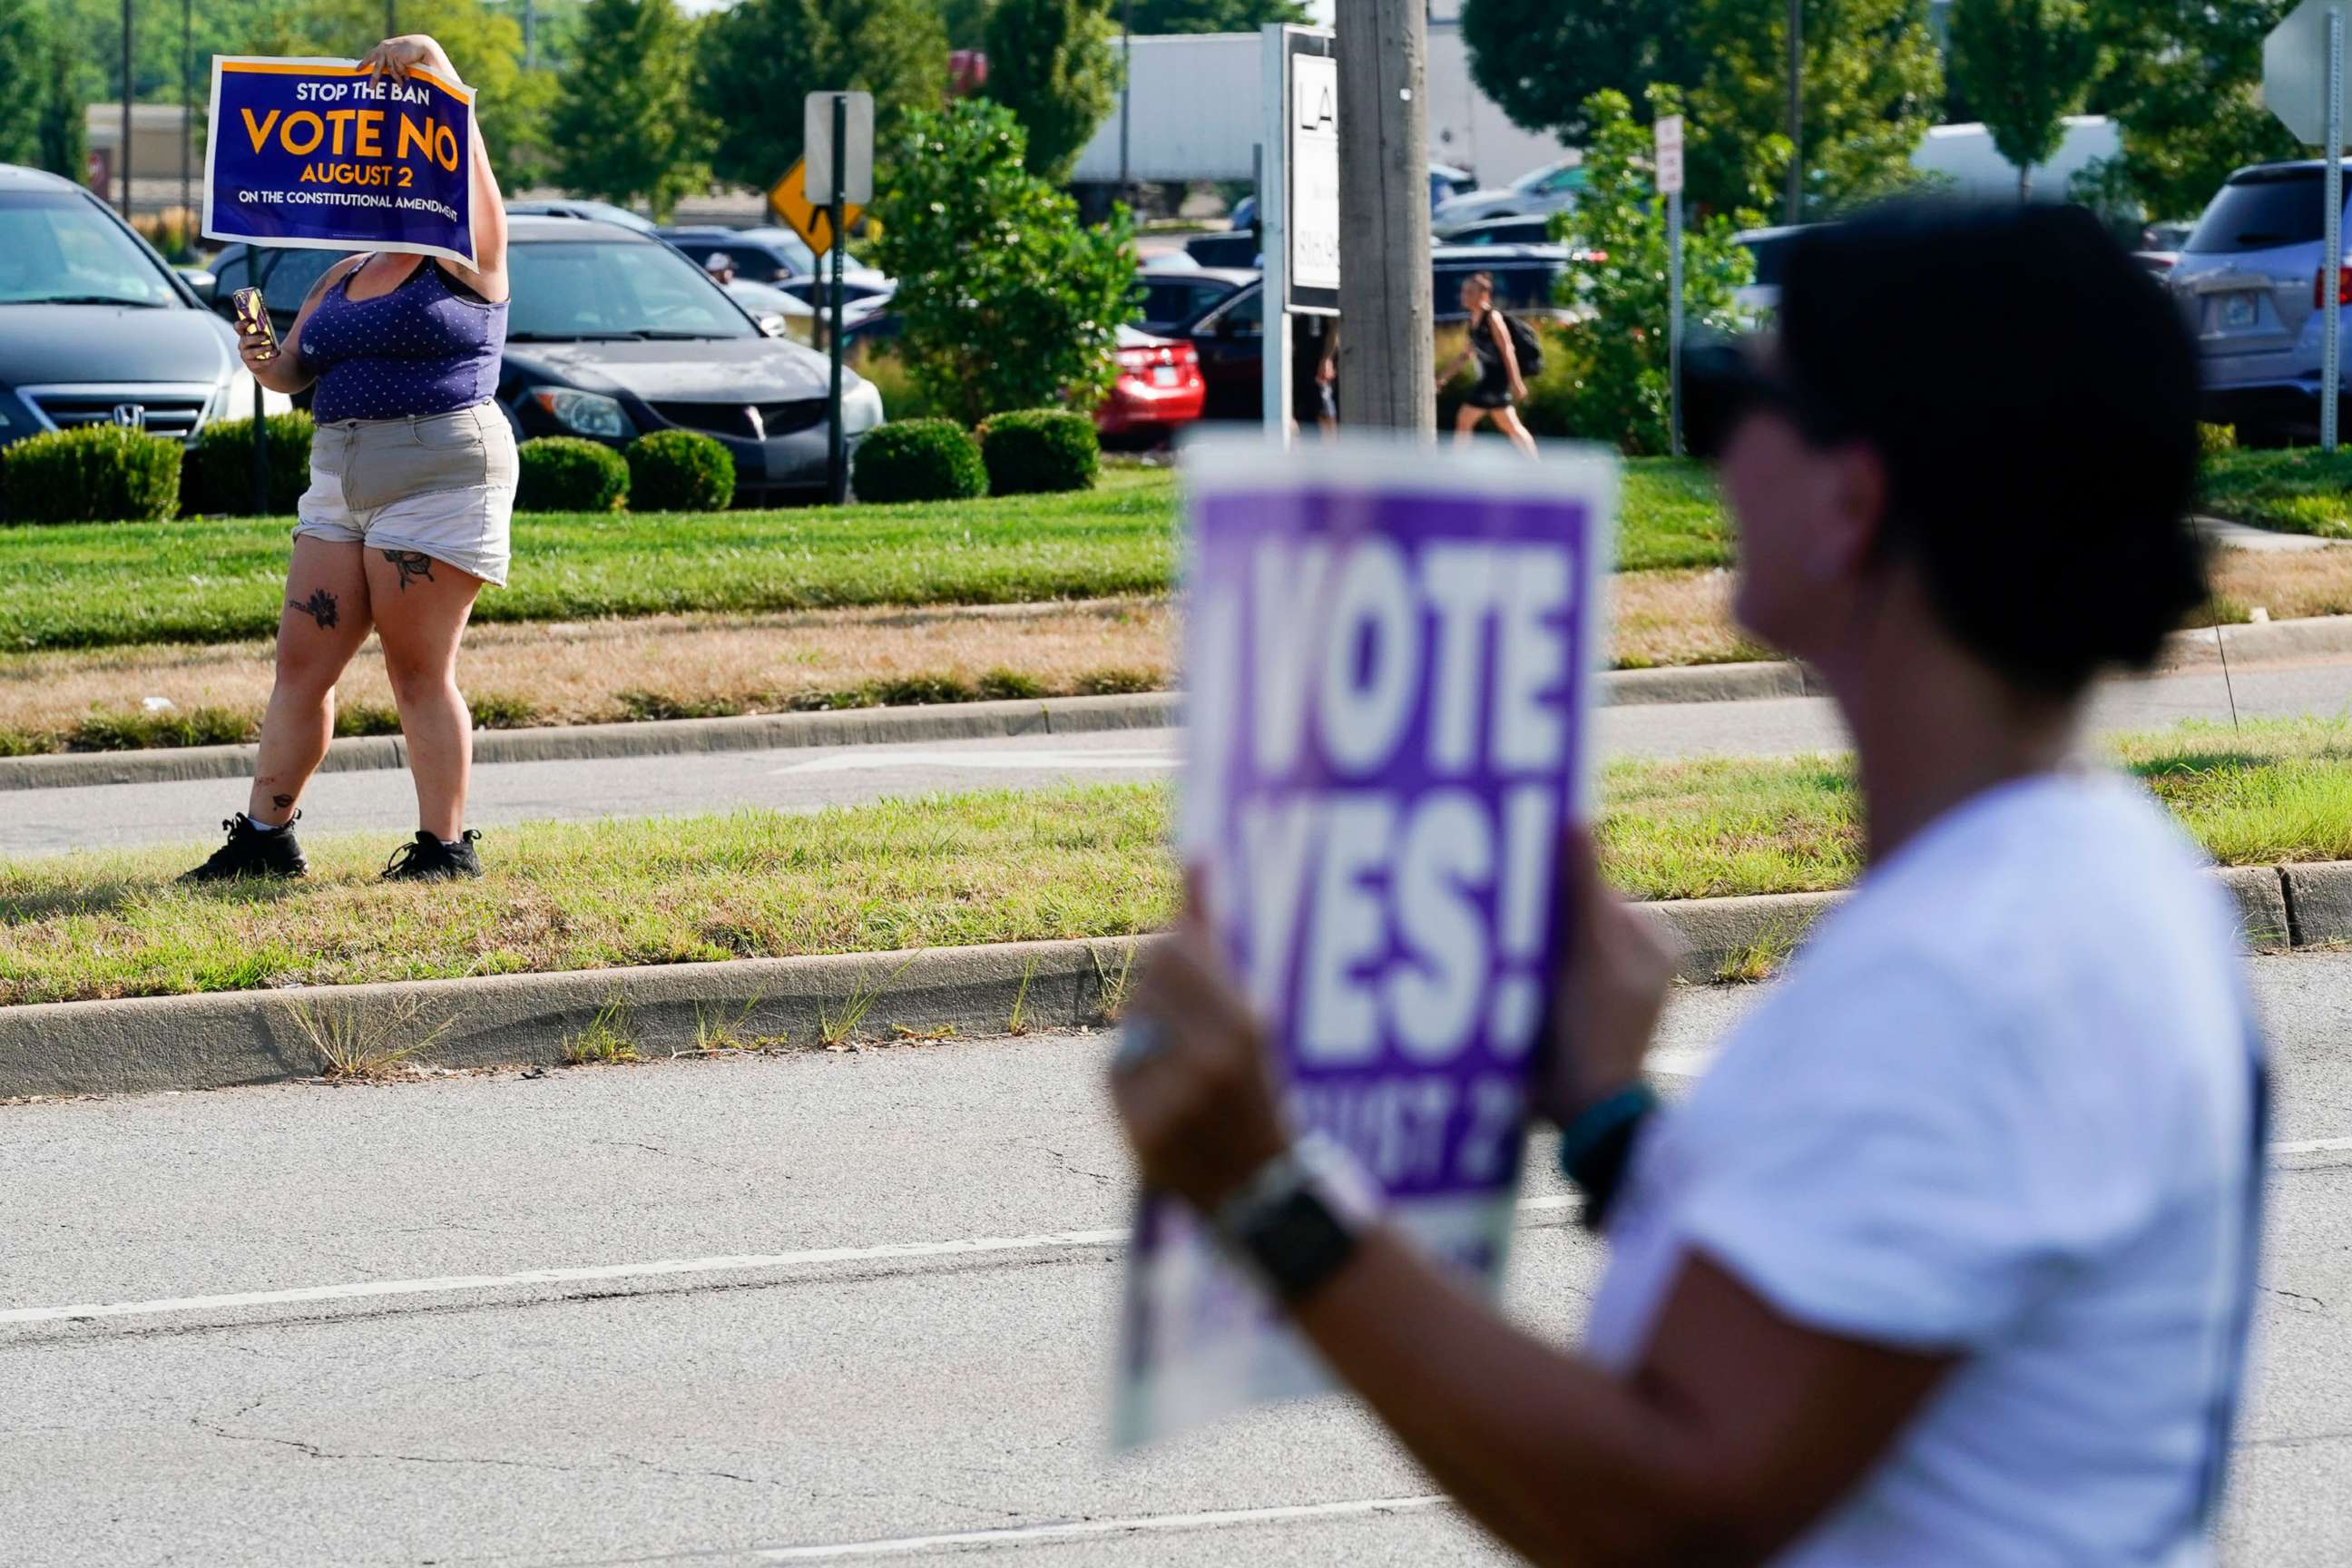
[289,994,453,1079]
[1714,922,1802,985]
[1090,941,1139,1022]
[818,957,916,1049]
[563,995,640,1064]
[1005,956,1040,1036]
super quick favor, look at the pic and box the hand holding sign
[359,33,456,87]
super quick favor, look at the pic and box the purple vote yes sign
[1115,436,1615,1446]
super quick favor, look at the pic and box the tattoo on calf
[288,589,339,630]
[272,793,295,811]
[383,550,436,592]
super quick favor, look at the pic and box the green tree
[1459,0,1700,147]
[869,99,1134,425]
[984,0,1120,181]
[548,0,710,218]
[1947,0,2102,198]
[1554,86,1755,456]
[1685,0,1943,218]
[1126,0,1308,30]
[2088,0,2298,223]
[0,0,50,166]
[697,0,948,192]
[37,27,89,181]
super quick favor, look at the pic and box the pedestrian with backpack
[1436,271,1540,457]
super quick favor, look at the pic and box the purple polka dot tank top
[300,260,507,426]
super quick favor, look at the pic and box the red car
[1096,324,1204,446]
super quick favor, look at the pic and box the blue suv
[2169,160,2352,444]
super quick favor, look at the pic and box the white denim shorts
[294,403,519,586]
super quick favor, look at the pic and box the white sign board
[1654,114,1685,196]
[805,91,876,205]
[1290,51,1340,296]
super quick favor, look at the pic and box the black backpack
[1500,310,1544,378]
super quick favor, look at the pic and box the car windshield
[217,245,353,302]
[508,240,757,339]
[2184,172,2338,255]
[0,191,180,307]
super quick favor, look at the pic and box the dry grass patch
[0,599,1173,752]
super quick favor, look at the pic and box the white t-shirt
[1583,773,2262,1566]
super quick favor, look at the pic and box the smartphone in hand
[230,288,279,362]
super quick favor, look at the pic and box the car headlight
[842,376,884,436]
[528,387,634,439]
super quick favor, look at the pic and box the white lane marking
[774,748,1175,776]
[2273,1136,2352,1156]
[0,1200,1583,1329]
[746,1494,1453,1562]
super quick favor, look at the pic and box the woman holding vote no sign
[185,34,513,887]
[1114,204,2262,1564]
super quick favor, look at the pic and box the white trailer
[1068,29,1569,190]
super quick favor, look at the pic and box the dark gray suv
[2169,160,2352,444]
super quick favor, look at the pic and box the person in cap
[1112,201,2260,1566]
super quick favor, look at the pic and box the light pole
[1785,0,1803,223]
[1118,0,1132,204]
[119,0,132,216]
[180,0,191,243]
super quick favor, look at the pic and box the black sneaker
[181,813,309,883]
[381,829,484,883]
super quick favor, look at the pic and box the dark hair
[1773,201,2206,696]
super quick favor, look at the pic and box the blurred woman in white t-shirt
[1110,202,2260,1565]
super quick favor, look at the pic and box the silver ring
[1112,1017,1171,1075]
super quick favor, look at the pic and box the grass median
[2202,449,2352,540]
[4,718,2345,1007]
[0,461,1726,654]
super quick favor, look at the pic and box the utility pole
[386,0,397,38]
[1118,0,1132,202]
[119,0,132,216]
[180,0,191,243]
[1785,0,1803,223]
[1335,0,1434,435]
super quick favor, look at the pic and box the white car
[1432,158,1588,232]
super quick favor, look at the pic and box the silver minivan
[2169,160,2351,444]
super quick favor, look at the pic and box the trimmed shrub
[2,426,183,524]
[185,412,315,516]
[625,429,735,512]
[518,437,631,512]
[977,407,1099,495]
[854,418,986,504]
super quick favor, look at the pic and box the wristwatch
[1211,1133,1384,1307]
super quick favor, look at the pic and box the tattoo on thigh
[271,793,295,811]
[287,589,339,630]
[382,550,436,592]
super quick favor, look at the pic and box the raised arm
[359,34,509,301]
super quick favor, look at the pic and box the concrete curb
[6,860,2346,1101]
[0,693,1182,793]
[4,612,2346,794]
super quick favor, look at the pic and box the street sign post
[1260,25,1338,446]
[806,91,874,505]
[1657,114,1686,458]
[2268,0,2347,452]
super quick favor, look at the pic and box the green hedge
[519,437,631,512]
[184,412,315,516]
[626,429,735,512]
[3,426,183,524]
[854,418,986,504]
[978,408,1099,495]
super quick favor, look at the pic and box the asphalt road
[5,658,2349,859]
[5,956,2349,1566]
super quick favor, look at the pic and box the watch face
[1239,1188,1360,1305]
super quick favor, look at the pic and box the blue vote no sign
[202,55,477,269]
